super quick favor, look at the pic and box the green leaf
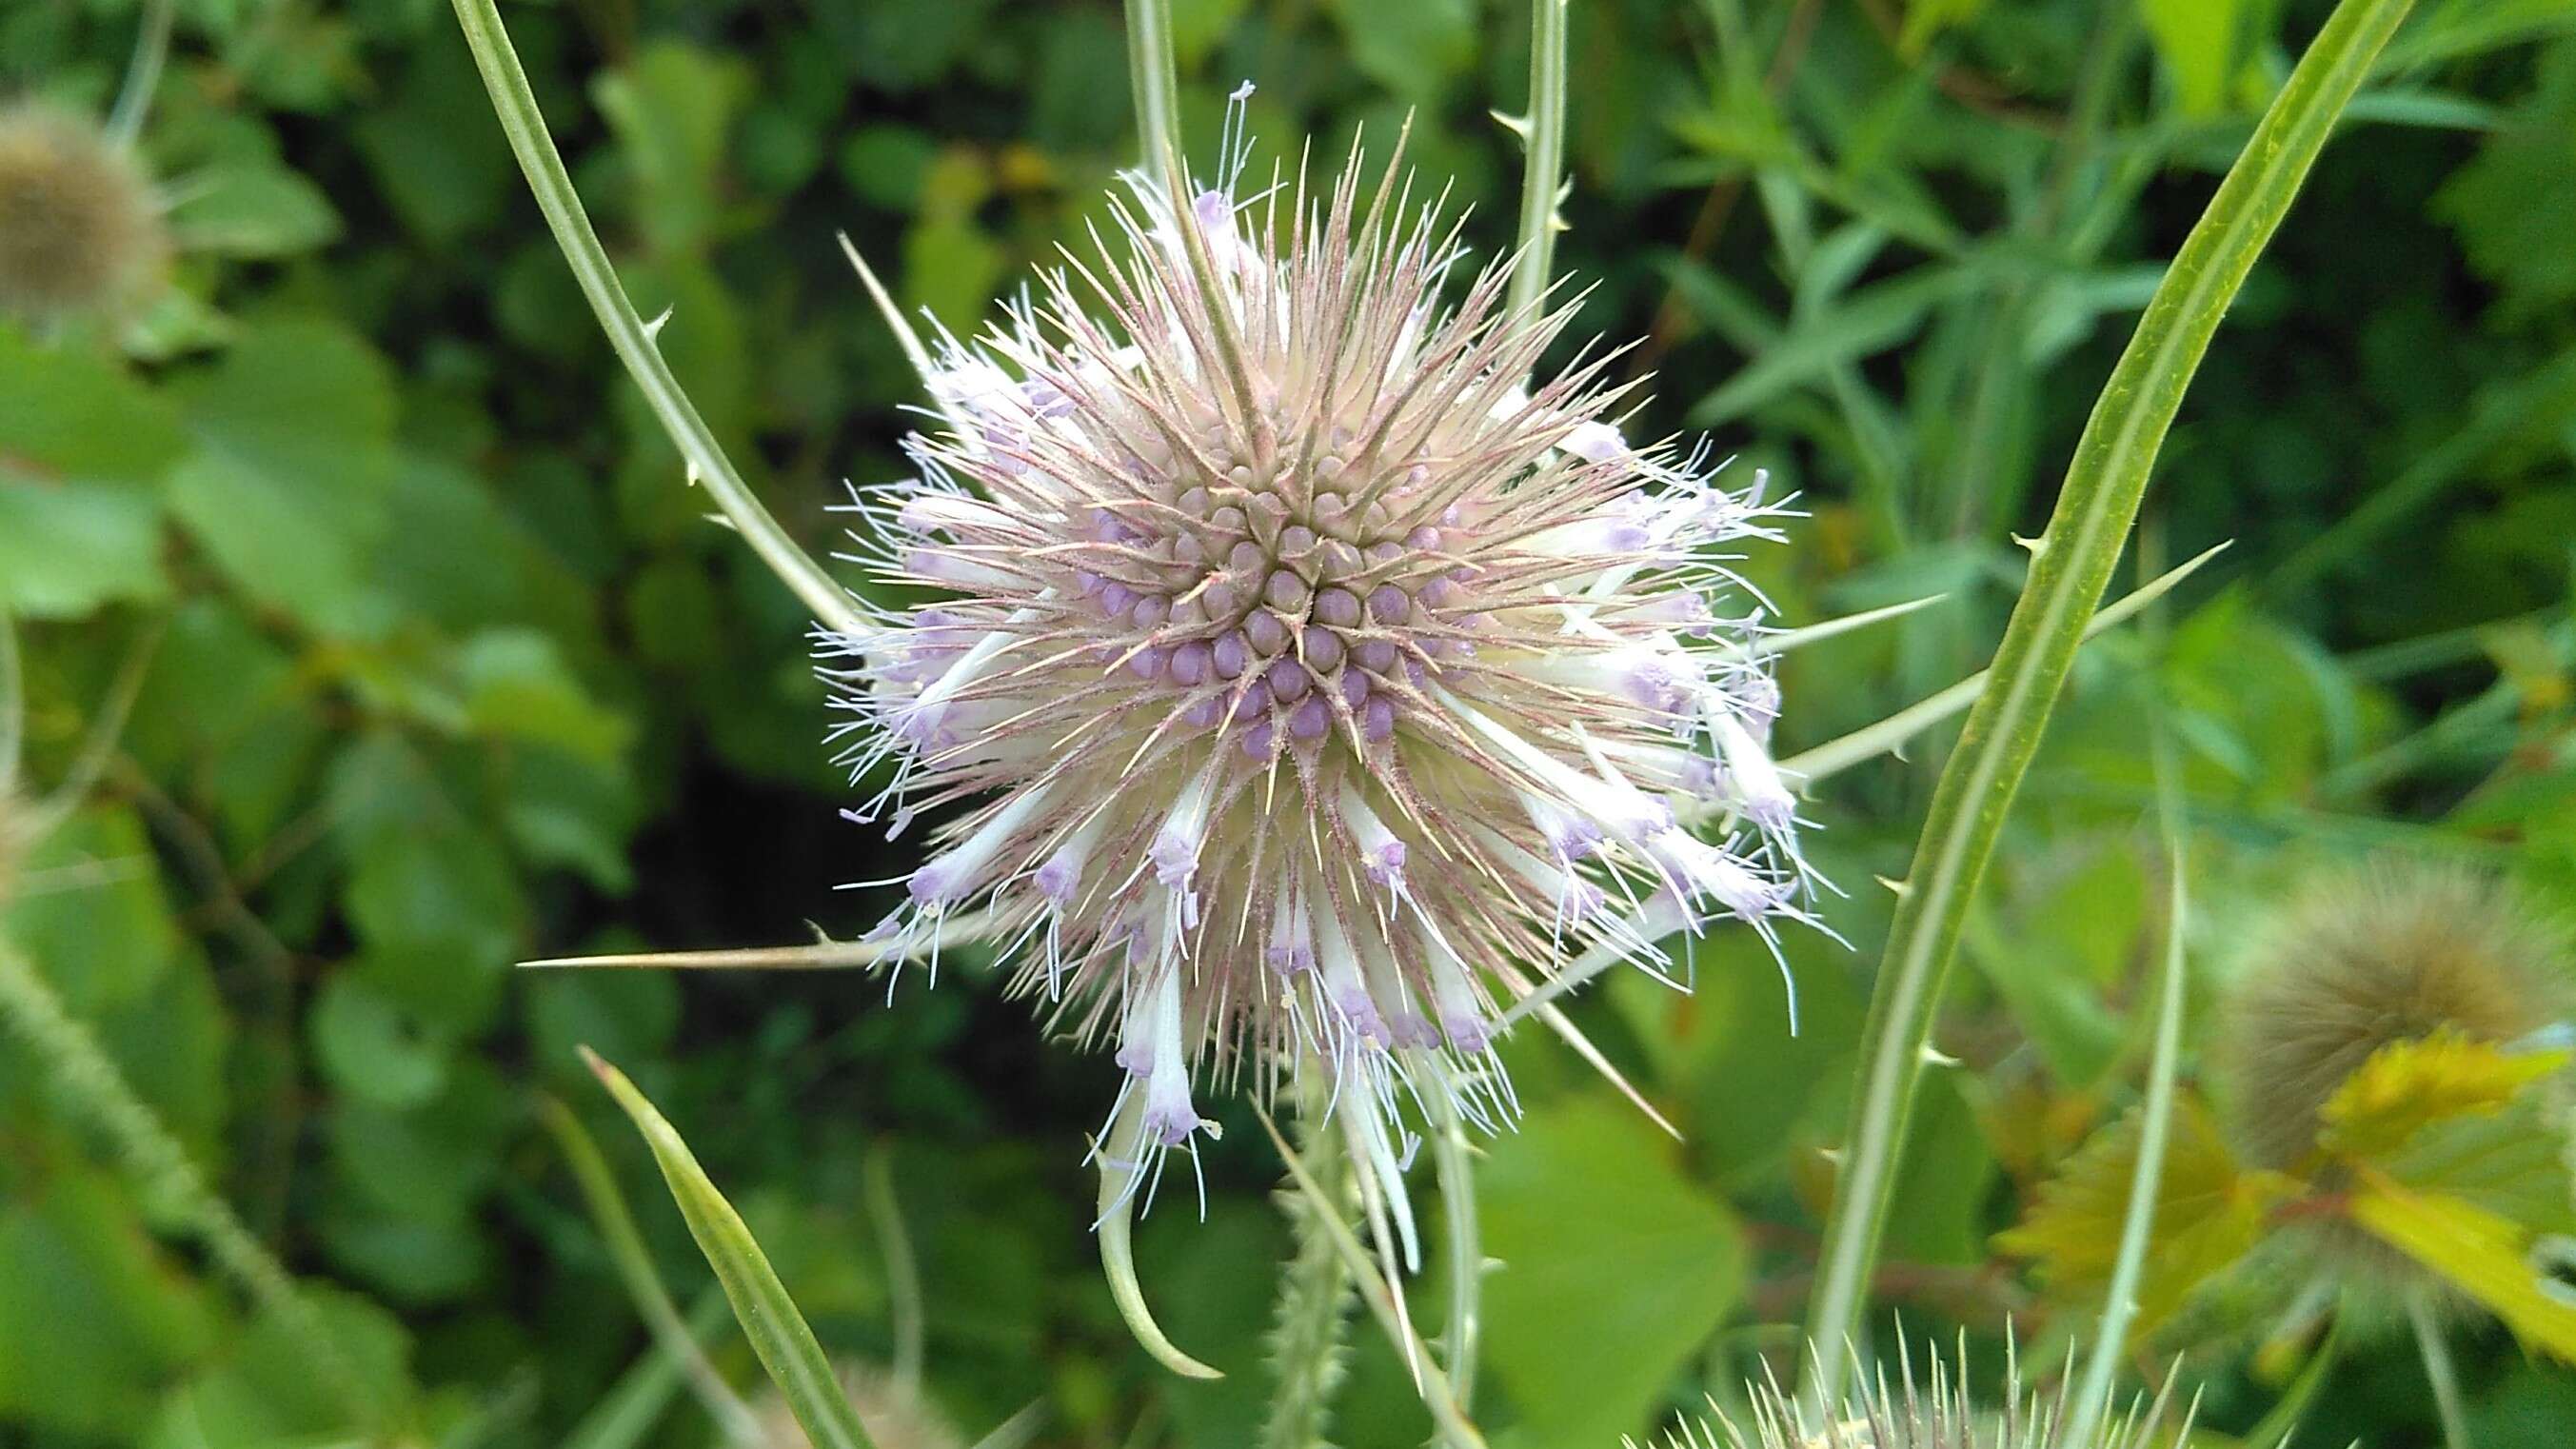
[2317,1033,2568,1164]
[1481,1096,1746,1447]
[1,805,182,1015]
[2142,0,2251,117]
[0,1158,223,1436]
[166,161,343,257]
[349,28,514,246]
[0,480,167,617]
[2350,1171,2576,1362]
[308,973,450,1111]
[2434,42,2576,321]
[456,628,633,764]
[143,1284,415,1447]
[1996,1094,2297,1339]
[166,447,394,638]
[585,1049,880,1449]
[592,42,751,258]
[0,328,188,484]
[1320,0,1475,101]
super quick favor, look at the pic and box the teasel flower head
[1640,1338,2185,1449]
[0,102,167,327]
[825,91,1814,1238]
[2218,859,2570,1173]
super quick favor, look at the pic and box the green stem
[1258,1112,1358,1449]
[105,0,175,146]
[1795,0,2418,1407]
[1506,0,1569,328]
[448,0,868,641]
[2062,736,2190,1448]
[0,937,388,1436]
[2413,1294,2473,1449]
[1424,1061,1481,1409]
[863,1152,925,1397]
[1123,0,1184,180]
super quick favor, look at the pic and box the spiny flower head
[2218,859,2569,1172]
[829,96,1813,1215]
[1642,1340,2184,1449]
[0,102,166,326]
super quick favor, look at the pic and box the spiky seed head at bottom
[1639,1338,2185,1449]
[0,103,167,326]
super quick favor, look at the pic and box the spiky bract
[829,107,1811,1217]
[1644,1340,2183,1449]
[0,103,166,326]
[2219,860,2569,1172]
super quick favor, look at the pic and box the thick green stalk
[448,0,867,641]
[0,937,387,1435]
[1506,0,1570,326]
[1797,0,2418,1406]
[1259,1115,1358,1449]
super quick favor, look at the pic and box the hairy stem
[1797,0,2419,1406]
[1260,1113,1358,1449]
[0,936,386,1434]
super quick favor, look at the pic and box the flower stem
[0,936,387,1435]
[1259,1110,1358,1449]
[2413,1293,2473,1449]
[1506,0,1570,328]
[447,0,868,641]
[2062,734,2190,1448]
[105,0,174,146]
[1796,0,2418,1408]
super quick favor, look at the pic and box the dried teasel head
[2217,859,2571,1172]
[0,102,167,327]
[827,91,1818,1237]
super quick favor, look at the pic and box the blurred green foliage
[4,1,2576,1446]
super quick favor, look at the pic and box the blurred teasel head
[2219,859,2570,1172]
[0,102,166,328]
[828,92,1815,1230]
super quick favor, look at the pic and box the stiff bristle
[0,103,167,326]
[2218,860,2570,1172]
[1639,1338,2186,1449]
